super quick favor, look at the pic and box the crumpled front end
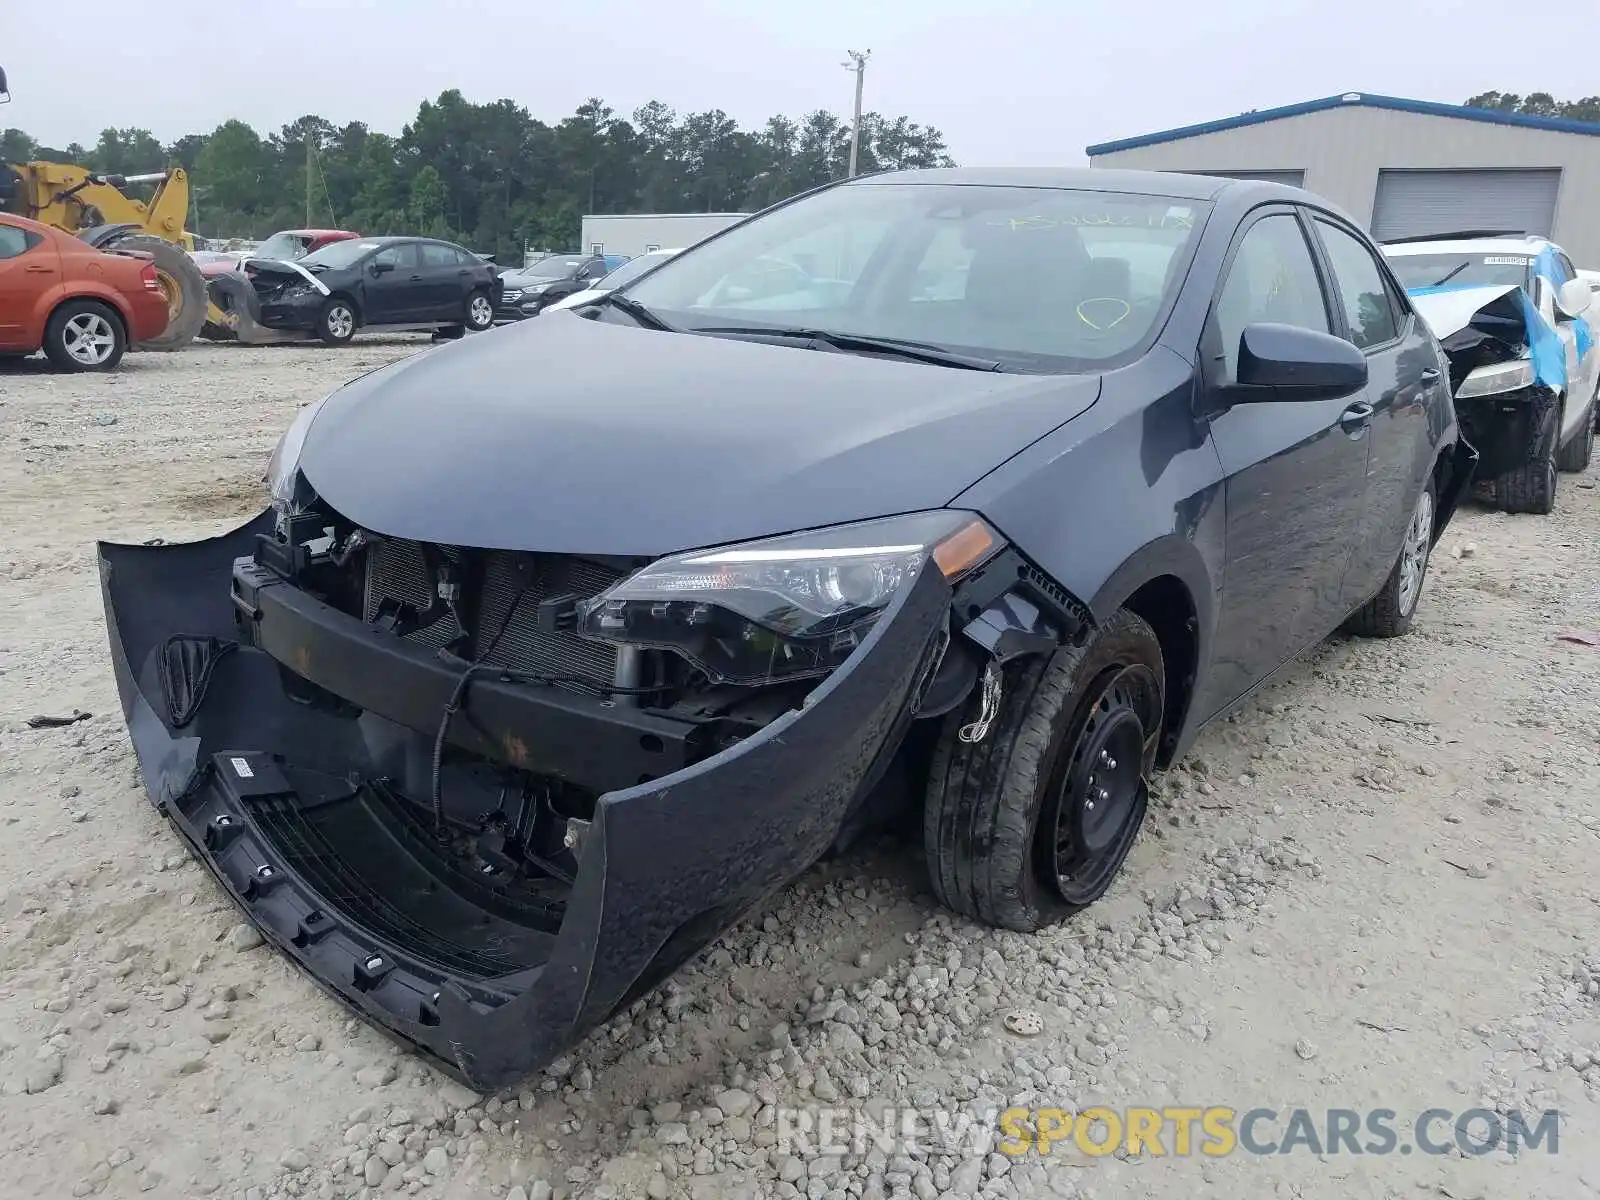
[1410,284,1566,480]
[202,260,326,344]
[98,510,950,1091]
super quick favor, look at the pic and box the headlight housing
[576,511,1000,685]
[267,395,329,509]
[1456,358,1534,399]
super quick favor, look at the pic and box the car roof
[1382,236,1552,257]
[0,210,66,238]
[849,166,1265,201]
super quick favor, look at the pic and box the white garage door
[1371,169,1561,240]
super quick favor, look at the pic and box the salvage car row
[100,166,1584,1092]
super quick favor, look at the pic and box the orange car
[0,212,172,371]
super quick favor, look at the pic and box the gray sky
[3,0,1592,161]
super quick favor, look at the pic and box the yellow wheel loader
[0,65,215,350]
[0,159,211,350]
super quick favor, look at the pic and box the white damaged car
[1384,234,1598,514]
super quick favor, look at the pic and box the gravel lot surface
[4,339,1600,1200]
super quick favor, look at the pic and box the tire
[1498,406,1559,514]
[100,234,207,351]
[1557,398,1594,472]
[1345,476,1436,639]
[464,289,495,332]
[318,298,357,346]
[41,298,126,372]
[923,609,1164,933]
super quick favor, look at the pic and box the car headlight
[267,394,329,509]
[576,511,1001,685]
[1456,359,1534,399]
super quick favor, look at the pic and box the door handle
[1339,401,1374,437]
[23,264,54,273]
[408,273,423,280]
[1419,367,1441,384]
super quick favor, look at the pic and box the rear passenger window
[420,243,458,268]
[0,226,36,260]
[1315,219,1399,350]
[1213,214,1330,381]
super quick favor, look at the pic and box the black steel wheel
[923,608,1164,932]
[1036,661,1161,907]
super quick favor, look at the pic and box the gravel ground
[4,340,1600,1200]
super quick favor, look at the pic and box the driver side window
[1213,214,1331,382]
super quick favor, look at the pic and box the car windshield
[527,258,585,280]
[1386,252,1531,291]
[621,183,1208,371]
[594,251,675,289]
[253,232,315,262]
[299,240,385,270]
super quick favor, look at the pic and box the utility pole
[305,137,314,226]
[842,49,870,177]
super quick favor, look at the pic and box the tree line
[0,91,955,260]
[1462,91,1600,123]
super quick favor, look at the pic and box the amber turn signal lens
[933,519,996,579]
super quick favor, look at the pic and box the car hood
[1407,283,1521,340]
[297,315,1101,557]
[544,287,607,312]
[499,271,571,289]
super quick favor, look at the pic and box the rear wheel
[318,298,357,346]
[99,234,207,351]
[923,609,1163,932]
[1557,397,1594,472]
[1498,407,1559,514]
[465,289,495,332]
[42,299,126,372]
[1345,476,1435,638]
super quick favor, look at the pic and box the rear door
[364,243,423,322]
[416,242,467,317]
[1307,215,1443,610]
[0,223,56,348]
[1195,207,1373,718]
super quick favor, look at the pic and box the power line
[842,49,870,178]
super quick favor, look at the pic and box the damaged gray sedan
[99,168,1471,1090]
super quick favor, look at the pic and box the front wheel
[923,609,1164,932]
[1345,476,1435,638]
[318,298,357,346]
[465,289,495,332]
[1497,408,1559,514]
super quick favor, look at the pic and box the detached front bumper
[98,511,948,1091]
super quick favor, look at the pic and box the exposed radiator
[362,539,622,685]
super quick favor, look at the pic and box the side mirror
[0,66,10,103]
[1232,322,1368,399]
[370,260,393,275]
[1556,277,1592,318]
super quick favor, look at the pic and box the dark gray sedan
[98,167,1474,1090]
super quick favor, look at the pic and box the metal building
[1086,93,1600,264]
[579,212,750,260]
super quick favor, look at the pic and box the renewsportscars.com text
[775,1105,1561,1158]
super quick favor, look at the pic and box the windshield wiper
[694,325,1002,371]
[590,291,676,331]
[1425,262,1470,288]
